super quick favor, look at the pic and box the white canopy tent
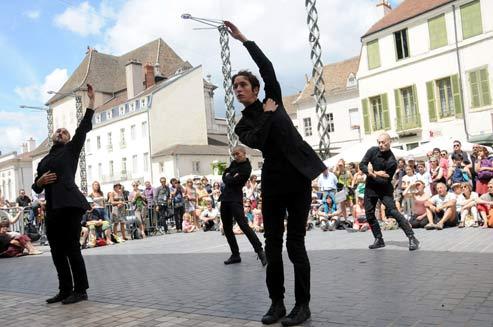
[408,136,492,159]
[323,142,408,168]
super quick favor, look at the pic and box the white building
[285,56,363,155]
[0,146,35,203]
[31,39,261,193]
[358,0,493,149]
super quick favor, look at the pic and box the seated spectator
[318,192,341,231]
[200,200,219,231]
[439,149,450,179]
[457,183,480,228]
[0,209,42,257]
[477,179,493,228]
[307,194,321,230]
[447,153,471,187]
[404,180,430,229]
[415,161,432,195]
[425,182,457,230]
[351,194,369,232]
[401,164,418,217]
[475,147,493,195]
[182,212,197,233]
[429,156,446,195]
[252,208,264,233]
[80,204,113,248]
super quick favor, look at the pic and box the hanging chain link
[47,108,53,147]
[305,0,330,159]
[75,94,87,193]
[219,25,238,157]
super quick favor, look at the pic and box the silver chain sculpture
[75,94,87,193]
[305,0,330,159]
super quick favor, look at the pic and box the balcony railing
[396,113,421,132]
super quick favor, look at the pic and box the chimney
[21,142,28,153]
[377,0,392,16]
[27,137,36,152]
[144,63,155,89]
[125,59,144,99]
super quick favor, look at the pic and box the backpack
[451,166,466,183]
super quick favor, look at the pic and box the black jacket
[219,159,252,203]
[359,146,397,196]
[32,109,94,211]
[234,41,325,195]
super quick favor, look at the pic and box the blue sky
[0,0,403,154]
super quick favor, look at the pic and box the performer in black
[32,84,95,304]
[220,145,266,266]
[225,21,325,326]
[359,133,420,251]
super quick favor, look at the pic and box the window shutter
[394,89,402,131]
[479,68,491,106]
[426,81,437,122]
[382,93,390,130]
[469,70,481,108]
[429,14,447,49]
[461,0,483,39]
[451,74,463,118]
[412,84,421,127]
[367,40,380,69]
[362,99,371,134]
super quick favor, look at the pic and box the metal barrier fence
[0,206,42,238]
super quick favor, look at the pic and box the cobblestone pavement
[1,228,493,326]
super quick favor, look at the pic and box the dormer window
[119,106,124,115]
[95,114,101,123]
[347,73,357,88]
[141,98,146,107]
[106,111,112,119]
[130,102,135,112]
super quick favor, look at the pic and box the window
[159,162,164,173]
[428,14,447,49]
[367,39,380,69]
[401,87,418,120]
[406,142,419,150]
[303,118,312,137]
[107,132,113,151]
[370,96,385,131]
[132,155,138,173]
[95,114,101,123]
[87,165,92,182]
[426,75,463,122]
[130,102,135,112]
[121,158,127,174]
[468,67,491,108]
[143,152,149,172]
[348,108,360,128]
[101,112,106,122]
[395,86,421,131]
[135,100,140,110]
[394,29,409,60]
[119,106,125,116]
[98,163,102,179]
[96,136,101,150]
[120,128,126,148]
[141,121,148,138]
[131,125,136,140]
[109,160,114,177]
[141,98,146,108]
[326,113,335,132]
[86,139,91,153]
[347,73,357,88]
[125,103,130,113]
[437,78,455,118]
[106,111,112,119]
[461,0,483,39]
[192,161,200,173]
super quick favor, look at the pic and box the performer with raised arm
[225,21,325,326]
[32,84,95,305]
[359,133,420,251]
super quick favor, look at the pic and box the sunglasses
[453,144,460,147]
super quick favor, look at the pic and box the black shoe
[224,255,241,265]
[46,292,71,304]
[369,237,385,249]
[61,291,88,305]
[409,236,420,251]
[257,249,267,267]
[281,303,311,326]
[261,301,286,325]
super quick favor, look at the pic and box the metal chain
[47,108,53,147]
[219,25,238,157]
[305,0,330,159]
[75,95,87,193]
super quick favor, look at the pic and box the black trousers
[46,208,89,293]
[263,188,311,305]
[364,192,414,239]
[220,201,263,256]
[157,204,169,232]
[174,206,184,231]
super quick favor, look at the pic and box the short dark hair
[452,153,463,161]
[232,70,260,91]
[0,219,10,228]
[453,140,461,145]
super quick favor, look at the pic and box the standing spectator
[477,179,493,228]
[351,165,366,203]
[318,167,338,198]
[89,181,107,221]
[144,181,155,229]
[430,156,446,195]
[201,176,212,194]
[211,181,222,208]
[249,175,260,207]
[392,158,406,211]
[154,177,170,234]
[451,140,471,165]
[129,181,147,238]
[404,180,430,229]
[196,182,210,209]
[447,153,471,187]
[184,179,199,228]
[439,150,450,180]
[170,178,184,232]
[401,164,418,217]
[406,156,417,173]
[334,159,353,219]
[475,146,493,195]
[109,183,128,241]
[415,161,431,195]
[243,179,258,208]
[469,144,481,191]
[425,183,457,230]
[457,183,480,228]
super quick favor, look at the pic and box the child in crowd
[401,164,418,218]
[182,212,196,233]
[351,194,369,232]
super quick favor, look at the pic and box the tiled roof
[47,39,192,105]
[283,93,301,117]
[294,56,360,106]
[363,0,454,38]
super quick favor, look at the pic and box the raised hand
[223,21,248,42]
[263,98,278,113]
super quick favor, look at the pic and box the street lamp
[19,105,53,147]
[182,14,238,157]
[46,88,88,193]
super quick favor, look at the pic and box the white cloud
[24,10,41,20]
[54,1,105,36]
[0,111,47,154]
[15,68,68,104]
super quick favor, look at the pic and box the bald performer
[359,133,420,251]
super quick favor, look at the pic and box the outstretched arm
[70,84,95,154]
[224,21,282,103]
